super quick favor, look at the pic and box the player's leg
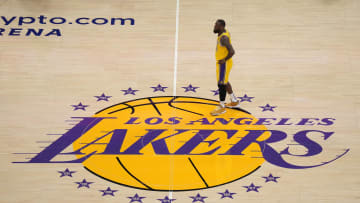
[226,82,233,94]
[218,82,227,108]
[226,82,237,101]
[224,60,240,108]
[211,62,227,116]
[225,82,240,108]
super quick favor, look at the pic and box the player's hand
[218,59,226,64]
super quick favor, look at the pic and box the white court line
[170,0,180,199]
[172,0,180,97]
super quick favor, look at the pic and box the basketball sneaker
[210,105,226,116]
[225,101,240,108]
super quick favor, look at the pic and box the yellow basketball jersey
[215,30,232,61]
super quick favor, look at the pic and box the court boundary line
[170,0,180,198]
[173,0,179,97]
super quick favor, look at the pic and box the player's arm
[218,35,235,64]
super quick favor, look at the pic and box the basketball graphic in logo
[72,96,269,191]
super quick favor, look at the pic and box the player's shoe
[225,101,240,108]
[210,105,226,116]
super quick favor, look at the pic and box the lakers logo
[72,96,270,191]
[15,95,350,194]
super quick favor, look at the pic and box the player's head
[213,19,226,33]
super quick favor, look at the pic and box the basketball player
[211,19,240,116]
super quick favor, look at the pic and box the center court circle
[72,96,269,191]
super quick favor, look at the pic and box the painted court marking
[170,0,180,198]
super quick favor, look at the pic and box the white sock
[230,93,238,102]
[220,101,225,108]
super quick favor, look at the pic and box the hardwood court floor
[0,0,359,202]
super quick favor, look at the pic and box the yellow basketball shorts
[216,59,233,84]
